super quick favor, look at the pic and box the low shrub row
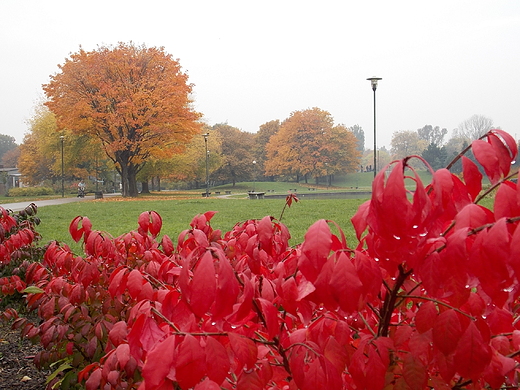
[7,187,56,197]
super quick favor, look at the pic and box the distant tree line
[4,43,513,195]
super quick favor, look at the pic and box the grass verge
[35,196,369,254]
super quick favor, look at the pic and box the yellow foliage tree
[265,108,360,183]
[18,105,110,190]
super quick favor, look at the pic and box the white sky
[1,0,519,150]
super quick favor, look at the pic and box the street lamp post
[253,160,257,192]
[367,76,382,178]
[203,133,209,197]
[60,135,64,197]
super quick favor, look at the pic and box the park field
[34,195,369,254]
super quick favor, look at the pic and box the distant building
[0,166,21,196]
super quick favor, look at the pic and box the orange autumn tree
[44,42,201,197]
[265,107,360,183]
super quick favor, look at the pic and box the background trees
[44,42,201,197]
[18,107,58,185]
[156,129,223,188]
[212,124,255,186]
[454,114,494,140]
[349,124,365,153]
[390,130,428,160]
[417,124,448,146]
[253,120,280,182]
[0,134,17,164]
[265,108,360,183]
[18,105,110,190]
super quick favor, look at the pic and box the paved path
[0,193,120,212]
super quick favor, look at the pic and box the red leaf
[138,211,150,234]
[115,343,130,369]
[329,252,363,313]
[351,200,370,240]
[108,321,128,347]
[285,193,299,208]
[415,301,438,334]
[487,307,514,334]
[69,216,84,243]
[128,314,165,356]
[323,336,348,374]
[491,129,518,160]
[472,139,501,184]
[194,378,221,390]
[488,133,512,178]
[127,269,144,300]
[213,253,239,320]
[353,250,382,299]
[108,266,128,298]
[205,337,230,385]
[148,211,162,237]
[433,309,462,355]
[403,354,427,389]
[365,344,387,390]
[176,334,206,389]
[257,216,273,253]
[453,321,492,379]
[462,156,482,201]
[40,297,55,320]
[454,203,493,230]
[141,334,176,389]
[377,160,412,237]
[190,251,216,317]
[257,298,279,339]
[228,333,258,371]
[85,368,102,390]
[237,370,264,390]
[298,219,332,282]
[509,226,520,281]
[495,182,520,220]
[161,235,174,256]
[471,219,511,305]
[203,210,217,222]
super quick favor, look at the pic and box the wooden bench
[248,192,265,199]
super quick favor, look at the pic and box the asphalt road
[0,193,119,212]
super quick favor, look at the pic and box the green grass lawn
[35,196,369,254]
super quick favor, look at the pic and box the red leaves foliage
[8,130,520,389]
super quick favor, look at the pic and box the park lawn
[34,196,369,254]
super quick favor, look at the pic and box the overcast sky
[1,0,519,150]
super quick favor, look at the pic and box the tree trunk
[120,164,130,197]
[141,180,150,193]
[127,164,139,197]
[156,176,161,191]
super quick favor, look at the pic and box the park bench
[248,191,265,199]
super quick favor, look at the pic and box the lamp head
[367,77,382,91]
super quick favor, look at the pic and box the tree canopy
[390,130,428,160]
[0,134,17,163]
[212,124,255,186]
[18,105,109,188]
[43,42,201,197]
[265,108,360,182]
[417,124,448,146]
[455,114,494,141]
